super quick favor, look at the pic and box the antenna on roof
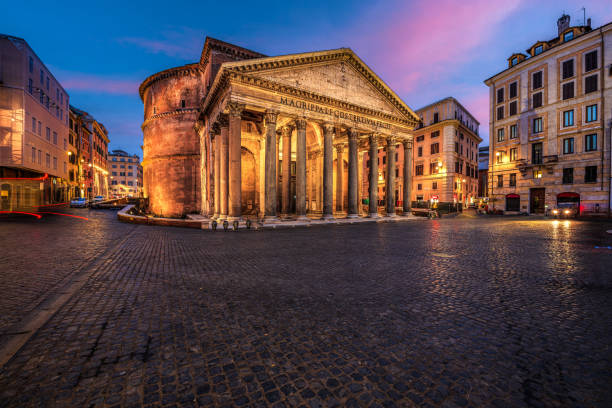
[581,7,586,25]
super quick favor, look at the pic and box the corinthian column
[212,124,221,219]
[227,102,244,221]
[386,137,397,217]
[219,115,229,220]
[335,144,345,212]
[368,135,379,217]
[281,125,293,217]
[322,123,334,220]
[264,111,279,221]
[295,118,308,221]
[347,129,359,218]
[403,140,412,215]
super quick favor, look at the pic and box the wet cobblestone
[1,211,612,407]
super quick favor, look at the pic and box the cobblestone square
[1,211,612,407]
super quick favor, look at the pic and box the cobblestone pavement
[1,210,612,407]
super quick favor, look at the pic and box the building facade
[478,146,489,198]
[410,97,481,207]
[108,149,142,197]
[0,34,72,210]
[140,38,420,219]
[485,16,612,215]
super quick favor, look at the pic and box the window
[31,117,36,132]
[31,147,36,162]
[496,151,504,163]
[45,127,50,141]
[112,171,117,176]
[46,77,49,90]
[53,157,57,169]
[585,166,597,183]
[562,82,574,100]
[63,162,67,173]
[29,56,33,73]
[563,31,574,42]
[497,128,505,142]
[532,143,542,164]
[38,121,41,135]
[181,100,186,108]
[128,181,133,186]
[45,153,50,167]
[563,138,574,154]
[510,147,518,161]
[534,45,543,55]
[533,170,542,179]
[585,134,597,152]
[563,110,574,127]
[509,101,517,116]
[63,138,67,150]
[511,57,518,66]
[532,71,542,89]
[429,162,439,174]
[417,184,422,191]
[586,105,597,123]
[454,142,458,153]
[497,88,504,103]
[128,172,133,177]
[120,172,125,176]
[563,168,573,184]
[432,182,438,189]
[433,112,439,123]
[532,117,542,134]
[510,124,517,139]
[53,132,57,145]
[28,78,33,94]
[431,143,439,154]
[497,175,503,187]
[497,106,504,120]
[416,135,424,142]
[585,50,598,72]
[38,150,41,164]
[431,130,440,138]
[40,69,43,83]
[509,173,516,187]
[417,146,423,157]
[415,165,423,176]
[509,82,517,98]
[455,161,459,172]
[533,92,542,108]
[562,60,574,79]
[585,75,598,93]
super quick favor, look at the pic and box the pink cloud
[361,0,524,93]
[60,74,140,95]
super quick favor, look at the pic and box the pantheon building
[139,38,419,221]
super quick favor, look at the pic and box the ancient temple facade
[139,38,419,220]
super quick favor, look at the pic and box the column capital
[217,113,229,128]
[347,128,359,140]
[403,139,413,149]
[334,143,345,153]
[322,122,335,135]
[264,110,279,125]
[387,136,399,146]
[211,122,221,137]
[227,102,245,118]
[294,117,307,131]
[281,125,294,136]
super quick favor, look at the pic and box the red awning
[506,194,520,198]
[557,192,580,198]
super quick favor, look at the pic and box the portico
[197,49,419,222]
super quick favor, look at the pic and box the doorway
[530,188,545,213]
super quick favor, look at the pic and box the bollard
[211,220,217,231]
[233,220,239,231]
[223,220,228,231]
[246,219,251,229]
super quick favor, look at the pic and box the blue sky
[4,0,611,154]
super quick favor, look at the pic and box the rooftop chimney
[558,14,570,36]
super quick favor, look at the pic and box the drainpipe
[600,27,610,216]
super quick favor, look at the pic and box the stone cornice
[139,64,202,101]
[141,108,199,130]
[199,37,266,67]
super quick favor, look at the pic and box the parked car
[92,196,105,203]
[550,203,578,218]
[70,197,88,208]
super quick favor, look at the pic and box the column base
[346,213,359,218]
[218,214,227,221]
[401,210,412,216]
[386,212,397,218]
[322,213,335,220]
[211,213,220,220]
[262,215,281,223]
[226,216,243,223]
[368,213,380,218]
[295,215,311,222]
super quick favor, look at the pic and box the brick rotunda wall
[141,64,205,217]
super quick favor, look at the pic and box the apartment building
[108,149,142,197]
[411,97,481,207]
[0,34,72,209]
[485,15,612,215]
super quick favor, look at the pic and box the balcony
[543,155,558,164]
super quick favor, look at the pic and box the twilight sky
[4,0,611,155]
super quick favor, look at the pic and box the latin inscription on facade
[280,97,391,129]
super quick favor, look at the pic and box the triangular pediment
[220,49,418,125]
